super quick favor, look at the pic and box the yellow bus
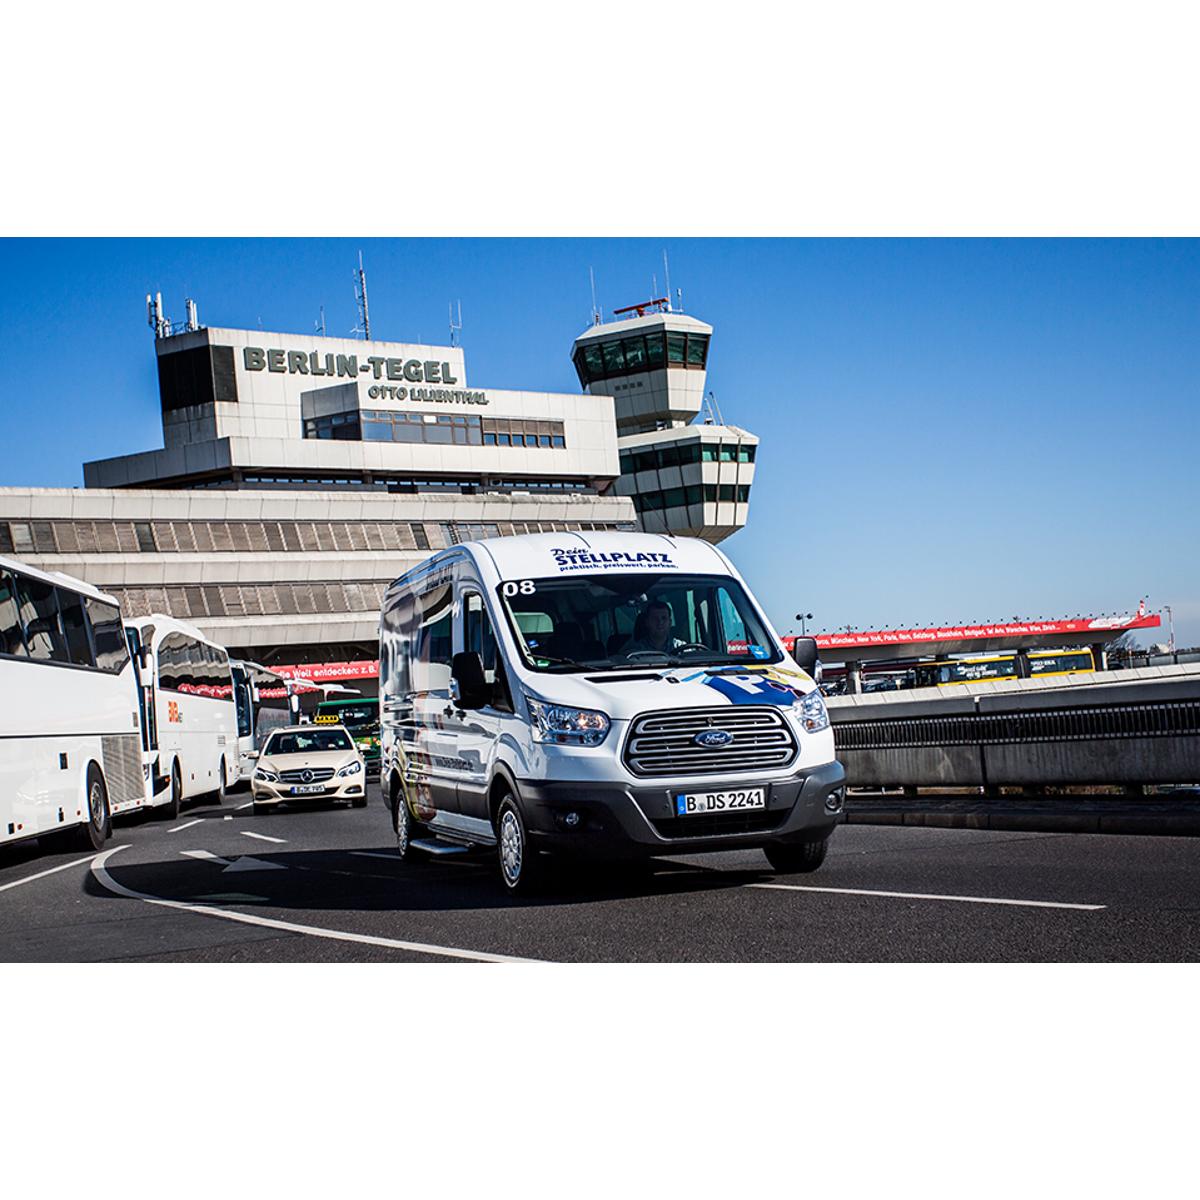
[913,649,1095,688]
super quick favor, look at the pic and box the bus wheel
[76,765,110,852]
[161,760,182,821]
[211,761,226,805]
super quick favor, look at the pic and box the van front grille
[624,706,798,777]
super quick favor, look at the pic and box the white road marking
[241,830,286,844]
[350,851,398,860]
[181,849,233,866]
[223,816,232,821]
[91,847,542,963]
[748,882,1106,911]
[235,800,254,810]
[0,852,98,894]
[224,856,286,873]
[168,819,203,833]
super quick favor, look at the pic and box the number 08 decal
[501,581,536,597]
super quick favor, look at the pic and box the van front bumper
[514,759,846,857]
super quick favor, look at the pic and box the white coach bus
[124,614,239,818]
[229,659,298,782]
[0,555,147,851]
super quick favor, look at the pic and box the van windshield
[496,573,783,673]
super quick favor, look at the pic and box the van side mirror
[791,636,819,675]
[450,652,490,710]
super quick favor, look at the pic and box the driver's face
[645,608,671,645]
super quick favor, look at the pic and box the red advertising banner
[785,612,1161,652]
[271,660,379,683]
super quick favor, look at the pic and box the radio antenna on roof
[449,299,463,347]
[352,251,371,340]
[663,250,673,312]
[589,267,601,325]
[315,306,326,337]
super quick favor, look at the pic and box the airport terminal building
[0,301,758,691]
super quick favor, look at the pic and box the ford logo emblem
[694,729,733,748]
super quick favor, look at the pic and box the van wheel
[76,765,110,851]
[496,794,542,895]
[393,793,424,861]
[764,838,829,874]
[159,760,182,821]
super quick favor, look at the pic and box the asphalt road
[2,787,1199,962]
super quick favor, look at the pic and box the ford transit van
[379,532,845,892]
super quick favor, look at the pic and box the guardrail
[827,667,1200,789]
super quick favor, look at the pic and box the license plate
[675,788,765,816]
[290,784,326,795]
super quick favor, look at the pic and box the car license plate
[290,784,325,795]
[675,788,765,816]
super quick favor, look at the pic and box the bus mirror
[139,646,153,673]
[791,637,819,675]
[451,652,489,710]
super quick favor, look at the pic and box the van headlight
[799,689,830,733]
[254,766,280,783]
[525,695,611,747]
[338,760,363,777]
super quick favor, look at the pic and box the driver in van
[622,600,684,656]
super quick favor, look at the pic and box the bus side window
[85,598,130,674]
[56,588,95,668]
[0,569,27,657]
[15,573,68,663]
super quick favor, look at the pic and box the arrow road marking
[241,830,286,844]
[91,846,542,963]
[168,819,204,833]
[224,856,286,873]
[181,849,232,865]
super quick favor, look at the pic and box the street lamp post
[795,612,813,637]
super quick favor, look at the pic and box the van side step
[410,838,471,856]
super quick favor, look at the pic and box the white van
[379,532,845,892]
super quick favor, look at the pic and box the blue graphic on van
[749,644,770,660]
[694,729,734,747]
[700,673,801,707]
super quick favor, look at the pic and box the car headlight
[526,695,610,746]
[254,766,280,783]
[799,689,830,733]
[337,760,363,777]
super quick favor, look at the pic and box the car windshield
[264,729,353,755]
[496,572,783,673]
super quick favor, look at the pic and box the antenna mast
[663,251,672,312]
[353,252,371,340]
[316,306,326,337]
[589,267,601,325]
[449,300,463,347]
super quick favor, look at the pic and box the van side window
[413,583,453,694]
[464,592,513,712]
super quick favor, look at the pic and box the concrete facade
[3,302,760,676]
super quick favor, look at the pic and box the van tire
[392,790,424,862]
[496,794,542,895]
[75,764,110,852]
[764,838,828,874]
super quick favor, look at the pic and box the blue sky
[0,238,1196,645]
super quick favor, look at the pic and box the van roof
[389,531,736,594]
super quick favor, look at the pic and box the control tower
[572,299,756,542]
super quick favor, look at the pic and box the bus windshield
[315,702,377,730]
[495,572,782,673]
